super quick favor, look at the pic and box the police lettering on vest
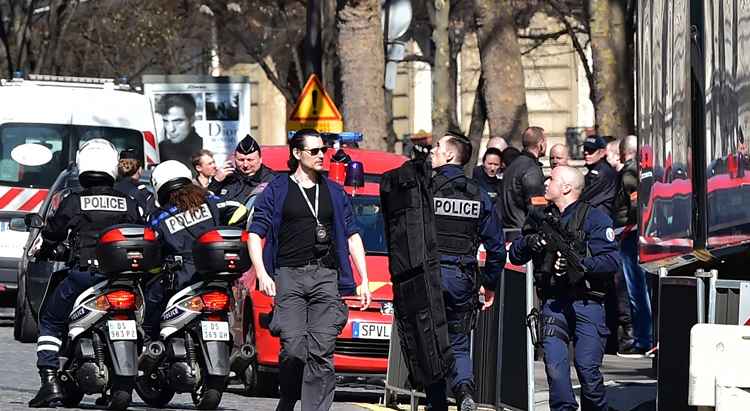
[165,204,212,234]
[433,197,481,219]
[80,195,128,212]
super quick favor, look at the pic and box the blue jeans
[542,298,609,411]
[620,231,652,349]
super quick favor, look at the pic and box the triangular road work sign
[287,74,343,133]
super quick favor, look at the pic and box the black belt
[284,257,337,269]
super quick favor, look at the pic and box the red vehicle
[230,145,406,394]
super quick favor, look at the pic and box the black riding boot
[28,368,63,408]
[455,383,477,411]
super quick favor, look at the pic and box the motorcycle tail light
[106,290,136,310]
[197,230,224,244]
[180,296,204,312]
[99,229,126,244]
[201,291,229,312]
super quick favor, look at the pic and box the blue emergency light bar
[287,131,363,144]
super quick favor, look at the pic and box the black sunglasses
[301,146,328,156]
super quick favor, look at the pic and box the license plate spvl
[201,321,230,341]
[107,320,137,340]
[353,321,391,340]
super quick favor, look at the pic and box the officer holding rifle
[509,166,620,411]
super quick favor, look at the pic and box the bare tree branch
[547,0,595,104]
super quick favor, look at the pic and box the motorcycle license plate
[201,321,230,341]
[107,320,137,340]
[352,321,391,340]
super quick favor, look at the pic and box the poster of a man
[156,93,204,169]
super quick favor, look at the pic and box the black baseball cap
[119,148,139,160]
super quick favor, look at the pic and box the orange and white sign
[287,74,343,133]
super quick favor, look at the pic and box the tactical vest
[538,202,612,299]
[73,187,137,267]
[432,174,482,256]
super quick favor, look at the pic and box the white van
[0,74,159,294]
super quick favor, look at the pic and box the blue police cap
[583,135,607,150]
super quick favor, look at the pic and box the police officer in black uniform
[581,135,618,215]
[207,134,276,207]
[114,148,155,216]
[428,132,506,411]
[143,160,248,341]
[510,166,620,411]
[30,139,144,408]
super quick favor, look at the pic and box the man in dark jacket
[613,135,652,356]
[501,126,547,229]
[207,134,276,207]
[581,135,618,214]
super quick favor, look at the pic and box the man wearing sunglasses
[207,134,276,206]
[248,128,371,411]
[581,135,618,215]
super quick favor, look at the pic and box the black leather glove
[524,233,545,254]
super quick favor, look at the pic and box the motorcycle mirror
[24,213,44,229]
[9,217,27,232]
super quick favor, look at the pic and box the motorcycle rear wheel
[135,373,175,408]
[191,375,225,410]
[106,376,133,411]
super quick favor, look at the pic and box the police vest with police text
[432,173,482,256]
[74,187,140,266]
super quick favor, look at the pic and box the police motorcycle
[37,224,160,410]
[135,227,250,409]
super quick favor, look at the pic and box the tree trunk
[466,75,487,174]
[430,0,454,139]
[338,0,388,150]
[474,0,528,147]
[588,0,634,137]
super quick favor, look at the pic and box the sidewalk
[532,354,656,411]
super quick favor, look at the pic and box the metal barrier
[655,268,750,411]
[384,263,535,410]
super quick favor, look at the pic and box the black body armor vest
[432,174,482,257]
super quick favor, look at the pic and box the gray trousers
[270,265,348,411]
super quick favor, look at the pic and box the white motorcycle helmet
[151,160,194,206]
[76,138,118,188]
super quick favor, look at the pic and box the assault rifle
[526,208,588,286]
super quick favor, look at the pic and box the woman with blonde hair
[114,149,155,215]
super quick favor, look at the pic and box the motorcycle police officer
[207,134,276,206]
[30,139,144,408]
[143,160,248,341]
[509,166,620,411]
[114,148,155,215]
[428,132,506,411]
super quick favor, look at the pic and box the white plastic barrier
[688,324,750,407]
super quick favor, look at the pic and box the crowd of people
[28,124,652,411]
[469,128,651,411]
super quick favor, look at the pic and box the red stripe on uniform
[18,190,48,212]
[0,187,23,209]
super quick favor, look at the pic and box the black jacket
[612,159,638,227]
[501,151,545,229]
[42,186,144,267]
[207,164,276,206]
[581,159,618,216]
[472,165,502,203]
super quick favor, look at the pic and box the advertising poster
[142,75,251,169]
